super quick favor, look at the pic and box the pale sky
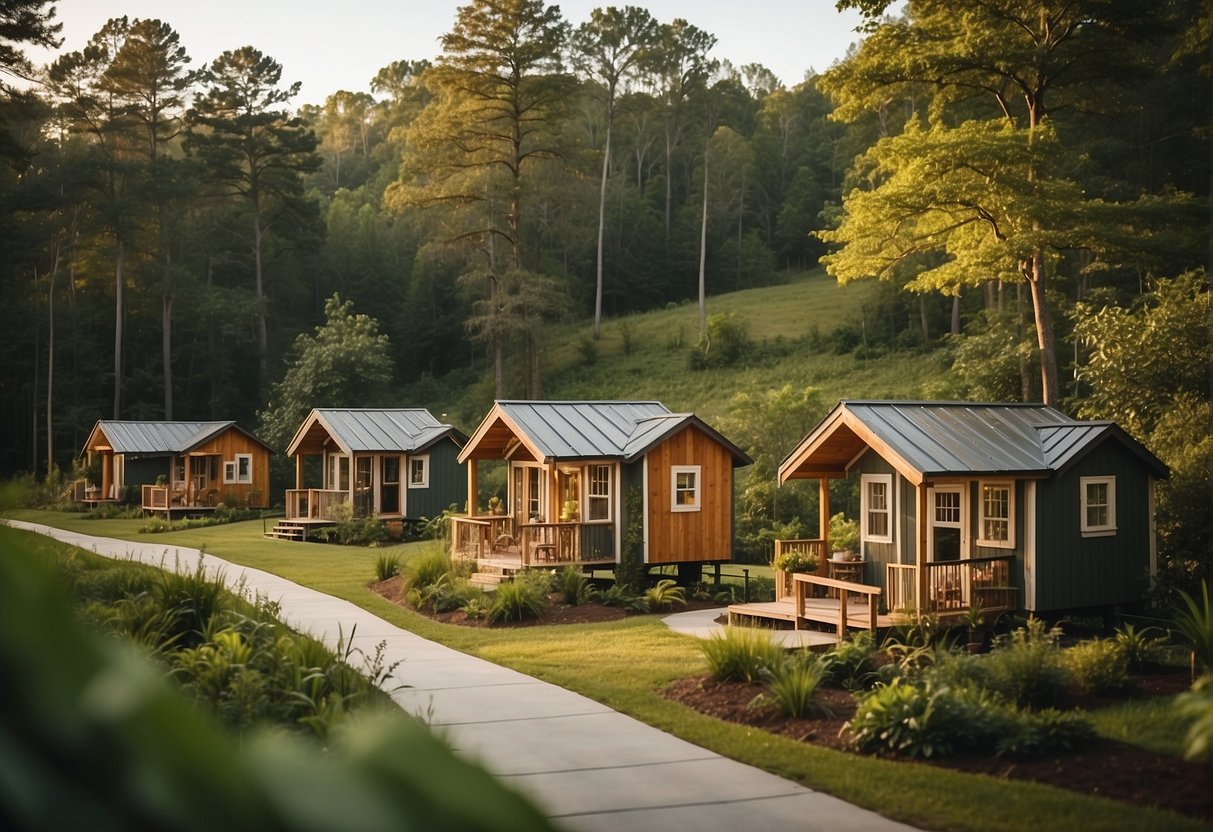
[27,0,869,105]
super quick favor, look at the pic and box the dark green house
[777,401,1168,617]
[267,408,467,541]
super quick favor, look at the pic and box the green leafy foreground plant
[700,625,785,683]
[0,529,556,832]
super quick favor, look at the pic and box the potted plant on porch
[828,513,860,562]
[772,548,818,599]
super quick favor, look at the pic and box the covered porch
[450,515,616,569]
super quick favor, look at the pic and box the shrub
[1172,580,1211,674]
[152,560,228,650]
[1176,673,1211,762]
[462,593,492,621]
[556,566,594,606]
[1114,622,1166,672]
[488,571,551,623]
[994,707,1096,758]
[827,512,859,554]
[374,552,401,582]
[763,652,829,718]
[699,626,785,683]
[983,618,1067,708]
[772,548,817,574]
[822,630,878,691]
[643,578,686,612]
[407,548,452,591]
[414,574,480,613]
[848,679,967,759]
[1064,639,1131,695]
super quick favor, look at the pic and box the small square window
[408,455,429,488]
[671,465,701,512]
[1080,476,1116,536]
[224,454,253,485]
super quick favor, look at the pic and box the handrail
[792,572,881,637]
[885,556,1014,616]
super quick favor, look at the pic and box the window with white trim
[224,454,253,484]
[1080,476,1116,536]
[408,454,429,488]
[978,481,1015,548]
[861,473,893,544]
[671,465,701,512]
[587,464,611,521]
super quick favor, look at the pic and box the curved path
[7,519,920,832]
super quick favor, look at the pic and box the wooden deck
[728,598,903,632]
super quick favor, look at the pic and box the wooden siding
[404,438,467,520]
[190,429,271,508]
[1032,441,1154,612]
[852,451,901,584]
[644,426,734,563]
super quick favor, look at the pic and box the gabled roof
[459,400,751,465]
[779,401,1166,485]
[285,408,466,457]
[83,420,271,458]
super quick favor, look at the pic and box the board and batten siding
[851,451,904,591]
[404,438,467,520]
[1032,441,1154,613]
[191,429,271,507]
[644,426,734,563]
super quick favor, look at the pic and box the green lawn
[5,511,1205,832]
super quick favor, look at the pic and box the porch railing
[792,572,882,637]
[772,538,826,601]
[450,516,615,566]
[885,556,1015,615]
[285,488,348,521]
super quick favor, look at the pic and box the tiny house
[775,400,1168,620]
[80,420,272,513]
[267,408,467,540]
[452,400,751,582]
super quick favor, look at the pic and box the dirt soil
[665,671,1211,821]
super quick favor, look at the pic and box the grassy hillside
[435,269,951,429]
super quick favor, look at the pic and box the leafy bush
[152,560,229,650]
[827,512,859,554]
[822,630,878,691]
[462,593,492,621]
[689,312,751,369]
[374,552,401,582]
[762,652,828,718]
[1172,580,1211,673]
[556,566,594,606]
[411,574,480,614]
[994,707,1096,758]
[699,626,786,683]
[139,506,264,534]
[488,571,551,623]
[643,578,686,612]
[983,618,1067,708]
[407,547,453,591]
[316,515,388,546]
[848,678,977,759]
[772,548,817,574]
[1176,673,1211,762]
[1065,639,1131,695]
[1114,622,1166,672]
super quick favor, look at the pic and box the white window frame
[1080,475,1116,537]
[587,464,612,522]
[408,454,430,489]
[224,454,253,485]
[671,465,701,512]
[977,480,1015,549]
[860,473,894,544]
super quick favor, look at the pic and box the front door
[380,455,400,515]
[929,485,964,562]
[512,464,546,524]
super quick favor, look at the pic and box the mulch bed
[665,671,1211,820]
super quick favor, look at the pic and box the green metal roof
[292,408,464,455]
[92,421,233,457]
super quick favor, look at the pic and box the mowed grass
[4,514,1205,832]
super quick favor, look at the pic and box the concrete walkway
[6,519,920,832]
[661,607,840,648]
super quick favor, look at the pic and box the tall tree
[188,46,319,401]
[387,0,568,397]
[571,5,657,339]
[102,17,194,418]
[820,0,1200,407]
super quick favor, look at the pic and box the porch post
[294,454,303,489]
[184,455,192,505]
[916,482,929,618]
[101,453,112,499]
[818,477,830,577]
[467,459,478,516]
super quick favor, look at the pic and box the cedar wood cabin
[266,408,467,541]
[79,420,272,514]
[452,400,752,584]
[760,400,1169,632]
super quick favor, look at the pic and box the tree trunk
[1016,281,1032,401]
[47,264,55,479]
[162,292,174,419]
[919,295,929,344]
[113,240,124,418]
[593,107,612,340]
[1026,249,1060,407]
[253,211,267,401]
[950,290,961,335]
[698,145,709,339]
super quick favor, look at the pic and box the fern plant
[643,578,686,612]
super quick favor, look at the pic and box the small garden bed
[665,626,1210,821]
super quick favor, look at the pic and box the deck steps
[468,562,522,589]
[264,522,307,542]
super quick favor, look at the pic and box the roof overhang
[779,404,926,486]
[286,410,348,457]
[458,405,546,463]
[623,415,752,466]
